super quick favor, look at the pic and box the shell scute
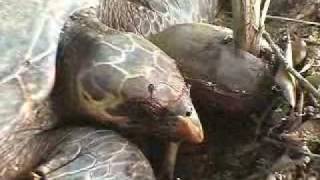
[36,128,154,180]
[89,165,110,178]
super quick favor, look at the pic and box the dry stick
[298,88,304,122]
[262,31,320,99]
[260,0,270,27]
[266,15,320,27]
[225,12,320,26]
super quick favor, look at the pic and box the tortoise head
[118,82,204,144]
[76,52,203,144]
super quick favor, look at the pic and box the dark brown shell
[35,127,155,180]
[0,1,99,178]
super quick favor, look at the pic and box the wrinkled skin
[99,0,218,37]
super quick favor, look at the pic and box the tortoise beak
[175,113,204,144]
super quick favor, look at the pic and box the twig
[303,152,320,159]
[299,58,314,74]
[262,31,320,99]
[224,12,320,26]
[260,0,271,27]
[297,88,304,123]
[266,15,320,27]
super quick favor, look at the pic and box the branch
[260,0,270,28]
[266,15,320,27]
[225,12,320,26]
[262,31,320,99]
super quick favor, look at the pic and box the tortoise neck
[98,0,171,37]
[97,0,218,37]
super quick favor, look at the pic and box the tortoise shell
[35,127,155,180]
[0,0,100,178]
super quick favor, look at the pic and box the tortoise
[0,0,206,179]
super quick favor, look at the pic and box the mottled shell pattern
[0,0,100,178]
[35,127,155,180]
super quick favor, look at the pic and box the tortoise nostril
[185,107,193,117]
[148,83,155,98]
